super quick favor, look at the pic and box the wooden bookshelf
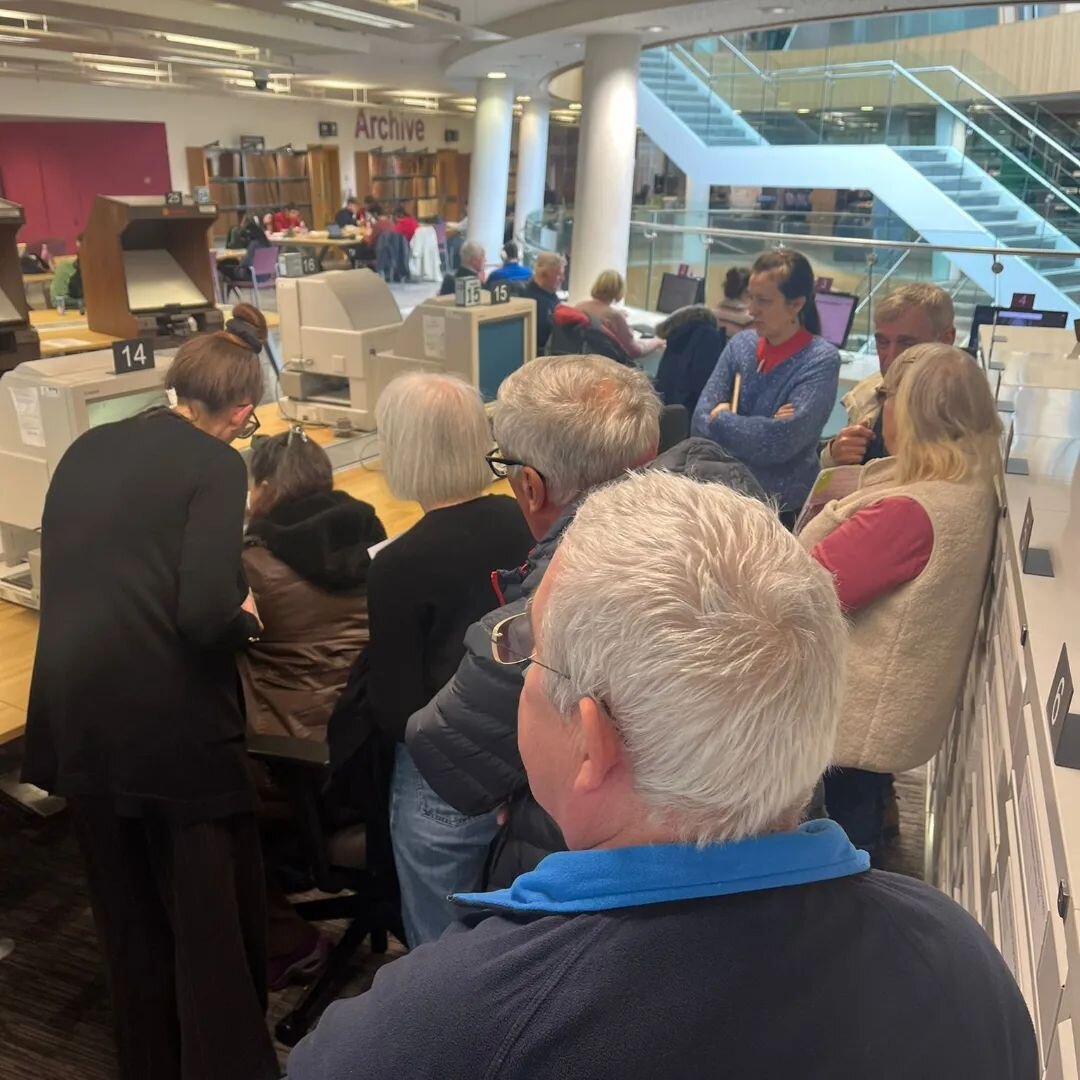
[186,146,316,241]
[354,149,469,219]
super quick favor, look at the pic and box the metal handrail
[664,41,1080,219]
[627,218,1080,260]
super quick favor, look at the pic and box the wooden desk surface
[29,309,279,359]
[0,429,512,747]
[269,234,360,248]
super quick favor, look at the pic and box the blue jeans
[389,745,499,948]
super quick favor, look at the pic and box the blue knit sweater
[691,329,840,513]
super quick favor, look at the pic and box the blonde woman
[799,343,1001,860]
[576,269,662,360]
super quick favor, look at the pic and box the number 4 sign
[112,338,156,376]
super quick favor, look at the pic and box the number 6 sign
[1048,643,1079,768]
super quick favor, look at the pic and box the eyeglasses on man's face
[485,451,525,480]
[490,603,567,679]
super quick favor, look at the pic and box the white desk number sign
[112,338,156,376]
[455,276,482,308]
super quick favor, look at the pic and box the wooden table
[0,409,510,747]
[27,308,280,360]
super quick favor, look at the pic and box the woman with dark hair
[241,428,385,744]
[241,427,386,987]
[714,265,753,337]
[692,248,840,520]
[21,304,280,1080]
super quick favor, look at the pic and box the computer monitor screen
[86,388,169,429]
[967,303,1069,351]
[815,291,858,349]
[477,317,526,401]
[656,273,704,315]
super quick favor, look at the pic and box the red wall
[0,120,171,251]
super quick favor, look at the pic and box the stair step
[897,148,951,163]
[972,212,1021,225]
[955,194,1002,209]
[931,181,986,194]
[993,223,1049,238]
[917,163,970,178]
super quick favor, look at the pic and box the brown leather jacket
[239,491,386,742]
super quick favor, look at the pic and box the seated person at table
[272,203,307,234]
[800,344,1000,860]
[439,240,485,296]
[692,248,840,522]
[368,373,533,948]
[219,217,271,288]
[334,196,361,229]
[575,269,661,360]
[240,427,386,985]
[713,265,753,337]
[371,204,395,239]
[50,234,83,309]
[821,283,955,468]
[240,428,385,743]
[393,204,419,243]
[516,251,565,352]
[261,211,276,234]
[288,470,1036,1080]
[486,241,531,286]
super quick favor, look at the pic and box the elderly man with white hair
[289,471,1036,1080]
[516,250,566,351]
[439,239,486,297]
[396,356,761,946]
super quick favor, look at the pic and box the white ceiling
[0,0,1001,109]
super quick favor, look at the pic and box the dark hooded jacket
[405,440,766,888]
[239,490,386,741]
[655,305,727,417]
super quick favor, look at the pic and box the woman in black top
[21,304,280,1080]
[368,372,533,946]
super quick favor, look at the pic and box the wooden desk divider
[82,194,224,343]
[0,199,40,375]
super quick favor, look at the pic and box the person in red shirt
[370,205,395,239]
[272,205,307,234]
[394,205,419,243]
[799,343,1000,864]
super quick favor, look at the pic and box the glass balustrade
[523,209,1074,356]
[640,37,1080,246]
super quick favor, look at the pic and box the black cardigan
[22,410,261,823]
[364,495,534,743]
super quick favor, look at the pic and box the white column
[570,33,641,301]
[513,98,550,249]
[682,174,711,267]
[466,76,514,268]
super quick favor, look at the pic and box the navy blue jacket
[288,821,1036,1079]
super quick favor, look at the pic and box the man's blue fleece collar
[453,819,869,914]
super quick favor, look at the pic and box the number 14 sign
[112,338,156,376]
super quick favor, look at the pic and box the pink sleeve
[810,497,934,614]
[607,309,645,357]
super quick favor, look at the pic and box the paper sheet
[422,315,446,361]
[9,385,44,448]
[794,465,863,533]
[40,337,90,349]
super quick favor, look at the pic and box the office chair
[247,734,403,1046]
[247,245,280,310]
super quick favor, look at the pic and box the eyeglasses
[485,450,546,484]
[237,407,261,441]
[490,603,567,679]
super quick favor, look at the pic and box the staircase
[895,147,1080,306]
[637,45,1080,314]
[638,49,760,148]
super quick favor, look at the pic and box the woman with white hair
[367,372,533,945]
[799,343,1001,860]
